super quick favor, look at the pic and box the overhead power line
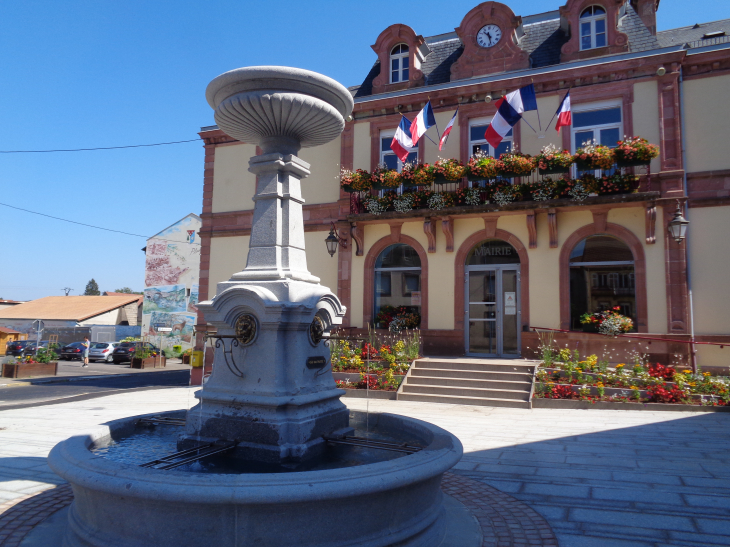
[0,201,201,245]
[0,139,199,153]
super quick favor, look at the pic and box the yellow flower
[630,385,639,390]
[596,382,604,387]
[683,369,692,374]
[616,364,625,368]
[703,372,711,377]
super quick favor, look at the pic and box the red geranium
[648,363,676,381]
[646,384,685,404]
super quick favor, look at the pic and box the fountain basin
[48,410,463,547]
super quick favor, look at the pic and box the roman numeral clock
[476,24,502,48]
[450,2,530,79]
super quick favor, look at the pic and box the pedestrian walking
[81,336,90,367]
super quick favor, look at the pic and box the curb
[532,398,730,412]
[0,369,189,388]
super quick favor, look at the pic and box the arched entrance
[465,239,521,357]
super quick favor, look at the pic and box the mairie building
[195,1,730,370]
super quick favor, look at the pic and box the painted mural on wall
[141,214,201,357]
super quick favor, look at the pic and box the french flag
[484,84,538,149]
[439,108,458,151]
[555,91,572,132]
[410,101,436,145]
[390,116,414,162]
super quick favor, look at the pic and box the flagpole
[545,89,570,132]
[521,117,539,134]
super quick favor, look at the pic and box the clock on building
[476,24,502,48]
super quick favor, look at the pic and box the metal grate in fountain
[139,441,237,470]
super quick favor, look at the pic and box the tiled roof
[620,3,660,53]
[353,5,729,98]
[521,16,567,68]
[657,18,730,49]
[103,292,143,304]
[0,296,142,322]
[0,327,21,334]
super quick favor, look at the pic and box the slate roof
[0,296,141,322]
[657,18,730,49]
[353,4,729,98]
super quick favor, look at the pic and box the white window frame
[468,117,514,158]
[570,99,622,177]
[389,44,410,84]
[380,130,417,172]
[579,6,607,51]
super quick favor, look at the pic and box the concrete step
[401,384,530,401]
[397,392,531,409]
[410,368,532,382]
[413,359,536,373]
[406,375,532,392]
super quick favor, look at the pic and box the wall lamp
[325,222,348,257]
[667,200,690,243]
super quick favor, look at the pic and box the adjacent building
[195,1,730,369]
[141,214,201,356]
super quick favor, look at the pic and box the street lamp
[325,222,347,257]
[667,200,690,243]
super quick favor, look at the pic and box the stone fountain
[47,66,463,547]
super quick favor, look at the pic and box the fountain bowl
[48,410,463,547]
[206,66,354,154]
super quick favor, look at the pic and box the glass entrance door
[466,266,520,357]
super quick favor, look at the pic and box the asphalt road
[0,370,192,411]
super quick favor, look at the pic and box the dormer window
[390,44,409,84]
[580,6,607,50]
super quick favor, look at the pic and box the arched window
[580,6,607,50]
[390,44,409,84]
[569,235,635,330]
[374,243,421,328]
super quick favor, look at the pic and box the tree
[84,279,100,296]
[114,287,142,294]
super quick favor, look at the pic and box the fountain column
[182,67,354,463]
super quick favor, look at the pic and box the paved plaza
[0,388,729,546]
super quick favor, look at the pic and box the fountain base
[48,410,462,547]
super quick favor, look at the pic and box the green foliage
[114,287,143,294]
[84,278,100,296]
[121,336,141,342]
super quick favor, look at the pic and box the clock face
[476,24,502,48]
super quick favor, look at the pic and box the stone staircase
[397,358,538,408]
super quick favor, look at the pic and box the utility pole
[63,287,73,296]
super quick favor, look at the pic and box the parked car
[88,342,119,363]
[59,342,86,361]
[5,340,33,356]
[21,340,57,356]
[112,342,165,364]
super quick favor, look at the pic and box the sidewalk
[0,390,729,546]
[0,358,192,387]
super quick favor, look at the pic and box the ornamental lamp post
[668,200,690,243]
[325,221,347,257]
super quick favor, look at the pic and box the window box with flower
[340,168,373,193]
[495,151,535,178]
[371,164,401,190]
[433,158,466,185]
[614,137,659,167]
[466,152,498,181]
[400,162,435,187]
[573,140,615,170]
[535,144,573,175]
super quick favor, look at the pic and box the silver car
[88,342,119,363]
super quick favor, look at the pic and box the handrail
[529,326,727,348]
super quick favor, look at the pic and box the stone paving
[0,387,728,546]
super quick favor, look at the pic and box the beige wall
[212,143,258,213]
[632,80,661,173]
[520,94,562,156]
[422,109,459,163]
[299,136,341,205]
[353,122,371,171]
[208,236,249,298]
[684,74,730,173]
[608,207,667,333]
[688,206,730,336]
[304,231,339,294]
[79,308,122,326]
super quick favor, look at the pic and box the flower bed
[534,341,730,407]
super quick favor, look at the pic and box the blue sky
[1,0,727,301]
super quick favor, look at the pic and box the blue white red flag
[410,101,436,145]
[391,116,414,162]
[439,108,458,151]
[555,91,572,132]
[484,84,538,149]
